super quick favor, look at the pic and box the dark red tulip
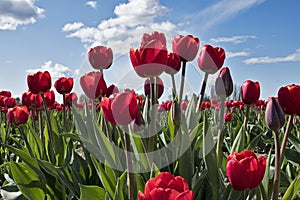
[88,46,113,70]
[65,92,78,106]
[226,150,266,191]
[224,113,232,122]
[130,35,168,78]
[241,80,260,104]
[106,84,119,97]
[0,91,11,97]
[215,67,233,98]
[27,71,52,94]
[80,71,107,99]
[265,97,285,131]
[144,77,164,99]
[172,35,200,62]
[54,77,74,94]
[22,92,43,110]
[278,84,300,115]
[101,91,140,125]
[165,53,181,75]
[198,44,225,74]
[7,106,29,126]
[138,172,194,200]
[4,97,16,108]
[44,90,55,108]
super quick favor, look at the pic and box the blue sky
[0,0,299,102]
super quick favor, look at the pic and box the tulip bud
[198,44,225,74]
[144,77,164,99]
[278,84,300,115]
[7,106,29,126]
[265,97,285,131]
[88,46,113,70]
[215,67,233,99]
[241,80,260,104]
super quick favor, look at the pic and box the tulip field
[1,31,300,200]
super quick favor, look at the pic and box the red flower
[165,53,181,75]
[278,84,300,115]
[197,44,225,74]
[88,46,113,70]
[224,113,232,122]
[65,92,78,107]
[54,77,74,94]
[215,67,233,98]
[138,172,194,200]
[144,77,164,99]
[172,35,200,62]
[141,31,167,48]
[27,71,52,94]
[80,71,107,99]
[44,90,55,108]
[3,97,16,108]
[22,92,43,110]
[101,91,140,125]
[7,106,29,126]
[106,84,119,97]
[226,150,266,191]
[0,91,11,97]
[130,32,168,78]
[241,80,260,104]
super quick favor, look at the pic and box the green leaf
[10,162,45,200]
[79,185,106,200]
[261,150,272,200]
[114,172,126,200]
[231,124,244,153]
[285,148,300,167]
[282,176,300,200]
[185,94,199,131]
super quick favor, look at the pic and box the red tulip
[106,84,119,97]
[241,80,260,104]
[27,71,52,94]
[130,33,168,78]
[141,31,167,48]
[138,172,194,200]
[22,92,43,110]
[101,91,140,125]
[172,35,200,62]
[165,53,181,75]
[54,77,74,94]
[226,150,266,191]
[144,77,164,99]
[65,92,78,106]
[224,113,232,122]
[3,97,16,108]
[278,84,300,115]
[7,106,29,126]
[88,46,113,70]
[0,91,11,97]
[80,71,107,99]
[215,67,233,98]
[197,44,225,74]
[44,90,55,108]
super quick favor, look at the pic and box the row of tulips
[0,31,300,200]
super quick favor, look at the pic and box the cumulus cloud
[243,49,300,64]
[86,1,97,9]
[227,51,249,58]
[0,0,45,30]
[193,0,265,30]
[62,0,181,55]
[210,35,256,44]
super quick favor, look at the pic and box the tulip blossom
[224,113,233,122]
[0,91,11,97]
[241,80,260,105]
[138,172,194,200]
[22,92,43,110]
[130,39,168,78]
[54,77,74,94]
[7,106,29,126]
[3,97,16,108]
[144,77,164,99]
[278,84,300,115]
[197,44,225,74]
[141,31,166,48]
[80,71,107,99]
[44,90,55,108]
[88,46,113,70]
[226,150,266,191]
[265,97,285,131]
[101,91,140,125]
[27,71,52,94]
[215,67,233,98]
[65,92,78,107]
[106,84,119,97]
[165,53,181,75]
[172,35,200,62]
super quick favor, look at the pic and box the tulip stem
[19,126,34,157]
[170,74,177,98]
[280,115,293,165]
[216,98,225,169]
[63,94,67,132]
[123,125,136,199]
[148,77,157,153]
[178,61,187,103]
[273,130,280,200]
[41,94,56,164]
[39,111,46,159]
[196,72,209,113]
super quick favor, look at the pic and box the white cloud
[210,35,256,44]
[86,1,97,9]
[194,0,265,30]
[62,0,181,55]
[0,0,45,30]
[243,49,300,64]
[227,51,249,58]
